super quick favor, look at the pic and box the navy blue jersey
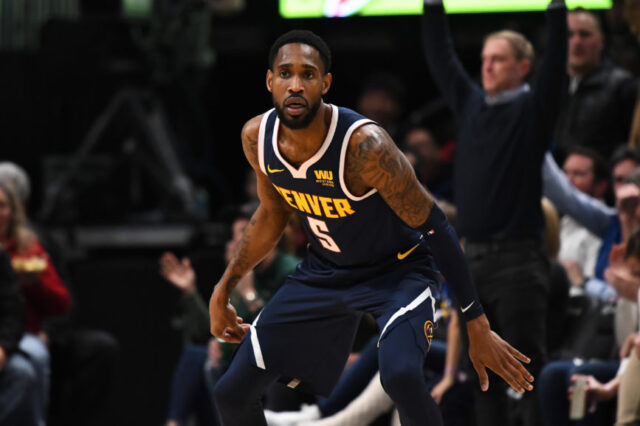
[258,105,428,268]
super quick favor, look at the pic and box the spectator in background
[0,163,30,211]
[610,145,640,196]
[559,147,609,289]
[542,147,640,301]
[402,126,453,202]
[553,8,638,161]
[160,251,225,426]
[0,163,120,426]
[539,226,640,426]
[0,247,39,426]
[421,0,567,424]
[356,72,405,140]
[0,180,71,425]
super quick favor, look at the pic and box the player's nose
[288,75,304,93]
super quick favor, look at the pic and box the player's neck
[278,102,332,167]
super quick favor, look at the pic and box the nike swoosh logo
[267,165,285,173]
[461,301,475,313]
[397,243,420,260]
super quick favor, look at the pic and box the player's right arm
[209,115,293,343]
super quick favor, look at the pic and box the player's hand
[209,284,250,343]
[466,314,534,393]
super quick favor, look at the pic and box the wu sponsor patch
[314,169,335,187]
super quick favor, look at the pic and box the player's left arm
[346,124,534,393]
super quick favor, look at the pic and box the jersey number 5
[307,217,341,253]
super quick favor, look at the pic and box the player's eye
[280,70,290,78]
[304,71,314,79]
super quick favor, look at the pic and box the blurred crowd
[3,1,640,426]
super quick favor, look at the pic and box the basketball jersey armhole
[339,119,378,201]
[257,109,274,176]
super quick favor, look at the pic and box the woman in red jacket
[0,180,71,424]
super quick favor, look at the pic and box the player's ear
[322,72,332,95]
[266,69,274,93]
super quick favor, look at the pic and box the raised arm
[421,0,483,116]
[542,152,616,237]
[209,116,293,342]
[533,0,568,144]
[346,125,534,393]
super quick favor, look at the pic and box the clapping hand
[160,252,196,294]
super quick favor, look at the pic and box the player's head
[481,30,533,97]
[267,30,333,129]
[568,8,604,76]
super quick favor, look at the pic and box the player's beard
[273,97,321,130]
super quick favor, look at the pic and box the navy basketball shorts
[243,259,440,396]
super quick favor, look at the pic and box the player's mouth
[284,97,307,115]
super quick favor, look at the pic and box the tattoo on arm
[346,127,432,227]
[225,217,256,293]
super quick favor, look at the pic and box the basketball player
[209,30,534,426]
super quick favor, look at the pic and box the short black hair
[566,145,609,183]
[609,145,640,169]
[268,30,332,74]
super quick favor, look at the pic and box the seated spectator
[0,247,39,426]
[0,161,120,426]
[558,147,609,287]
[0,181,71,425]
[538,217,640,426]
[159,252,229,426]
[542,151,640,300]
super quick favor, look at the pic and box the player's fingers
[507,353,534,383]
[507,344,531,364]
[493,363,524,394]
[505,362,533,392]
[222,327,244,343]
[472,360,489,392]
[240,323,251,332]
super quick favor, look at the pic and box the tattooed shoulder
[345,126,386,194]
[241,115,264,167]
[346,124,431,227]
